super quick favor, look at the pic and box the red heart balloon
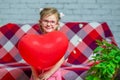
[18,31,68,69]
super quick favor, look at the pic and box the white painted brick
[0,8,36,15]
[64,4,83,9]
[101,4,120,9]
[0,3,10,9]
[78,0,96,3]
[62,10,73,15]
[26,3,44,9]
[73,9,92,14]
[0,0,120,46]
[81,15,102,21]
[43,4,64,9]
[97,0,120,3]
[58,0,77,3]
[62,15,82,22]
[10,3,28,8]
[29,0,57,4]
[97,0,113,3]
[82,4,100,9]
[19,0,57,4]
[112,10,120,16]
[91,9,111,15]
[1,0,20,4]
[113,21,120,26]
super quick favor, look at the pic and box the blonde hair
[40,7,61,21]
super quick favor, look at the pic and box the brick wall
[0,0,120,46]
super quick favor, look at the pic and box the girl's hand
[34,78,40,80]
[39,71,52,80]
[32,75,40,80]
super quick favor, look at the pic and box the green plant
[85,40,120,80]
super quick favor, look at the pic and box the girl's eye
[41,20,57,25]
[51,21,55,23]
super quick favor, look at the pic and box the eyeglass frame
[40,19,58,25]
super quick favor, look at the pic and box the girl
[30,7,64,80]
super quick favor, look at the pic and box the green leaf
[93,77,100,80]
[115,56,120,62]
[108,50,116,58]
[85,40,120,80]
[85,75,94,80]
[113,59,119,64]
[109,61,116,69]
[93,46,104,53]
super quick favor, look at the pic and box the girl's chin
[44,29,54,33]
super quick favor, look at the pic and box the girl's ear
[56,22,60,30]
[56,21,59,25]
[39,20,42,26]
[38,20,42,28]
[39,20,42,23]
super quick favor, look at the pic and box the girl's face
[40,14,59,33]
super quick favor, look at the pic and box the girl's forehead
[42,14,58,20]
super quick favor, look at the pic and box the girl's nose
[47,22,51,26]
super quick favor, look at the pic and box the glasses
[41,20,57,25]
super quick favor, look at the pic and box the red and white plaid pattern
[0,22,116,80]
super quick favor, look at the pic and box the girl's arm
[39,56,64,80]
[31,66,40,80]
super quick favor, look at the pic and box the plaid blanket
[0,22,116,80]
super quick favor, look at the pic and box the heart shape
[18,31,68,69]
